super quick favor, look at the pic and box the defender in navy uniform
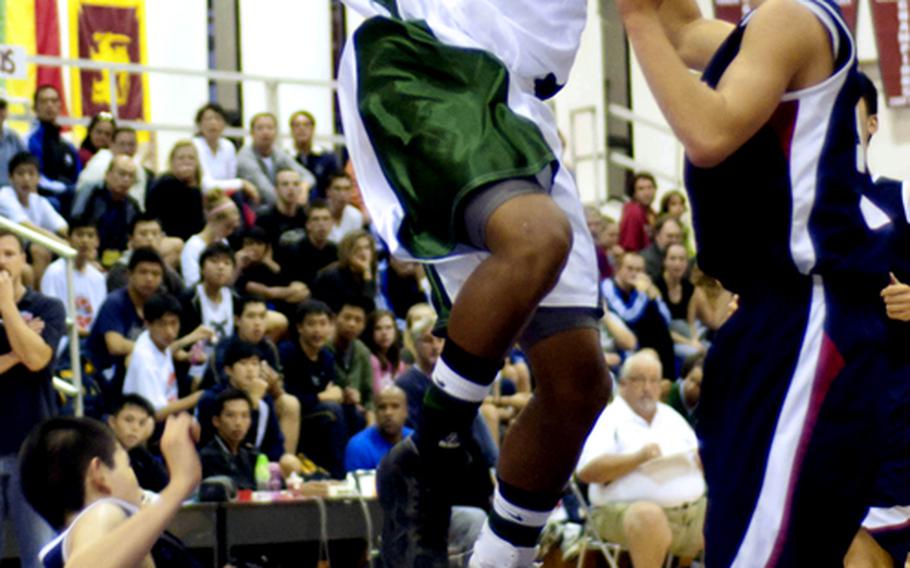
[842,72,910,567]
[619,0,900,565]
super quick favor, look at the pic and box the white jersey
[343,0,587,89]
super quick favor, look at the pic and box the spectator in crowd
[585,204,614,281]
[0,97,26,189]
[19,414,202,567]
[312,229,377,314]
[331,297,375,428]
[146,140,205,241]
[77,111,115,166]
[0,228,65,567]
[326,172,365,244]
[619,172,657,252]
[106,393,168,492]
[577,351,705,568]
[602,252,676,378]
[72,155,143,268]
[200,388,260,489]
[345,385,412,472]
[27,84,80,211]
[659,190,695,257]
[76,127,150,210]
[641,214,684,282]
[364,309,407,397]
[665,353,704,427]
[180,242,237,342]
[207,296,300,456]
[277,199,338,289]
[255,167,309,249]
[235,226,309,315]
[192,102,259,202]
[122,293,212,421]
[87,247,164,404]
[106,214,185,295]
[0,152,69,285]
[280,300,350,478]
[40,217,106,347]
[181,189,241,287]
[379,256,428,320]
[197,340,302,476]
[655,243,706,360]
[289,109,341,199]
[236,112,314,205]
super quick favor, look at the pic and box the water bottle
[254,454,270,491]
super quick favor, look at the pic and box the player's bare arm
[619,0,833,167]
[656,0,733,70]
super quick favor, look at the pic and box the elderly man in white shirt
[576,350,705,568]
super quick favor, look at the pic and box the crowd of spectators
[0,83,736,567]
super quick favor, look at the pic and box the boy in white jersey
[19,413,201,568]
[338,1,611,566]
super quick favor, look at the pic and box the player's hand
[160,413,202,496]
[637,443,662,463]
[882,273,910,322]
[616,0,662,19]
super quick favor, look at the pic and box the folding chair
[568,476,674,568]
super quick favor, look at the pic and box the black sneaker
[378,437,451,567]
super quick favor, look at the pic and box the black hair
[128,212,161,237]
[306,199,331,217]
[0,228,24,252]
[33,84,60,106]
[213,388,253,417]
[19,417,118,530]
[339,295,372,316]
[242,225,268,245]
[111,393,155,418]
[143,292,182,323]
[69,216,98,234]
[199,242,235,268]
[9,151,40,176]
[80,111,116,153]
[195,102,228,126]
[128,246,166,273]
[625,171,657,199]
[224,340,261,368]
[294,299,333,327]
[858,71,878,117]
[233,295,267,318]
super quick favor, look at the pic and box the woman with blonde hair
[180,189,240,286]
[311,228,378,313]
[146,140,205,241]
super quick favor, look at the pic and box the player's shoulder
[747,0,833,33]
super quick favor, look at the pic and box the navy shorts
[697,275,901,567]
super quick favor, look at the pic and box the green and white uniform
[338,0,598,327]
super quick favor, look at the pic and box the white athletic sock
[469,520,538,568]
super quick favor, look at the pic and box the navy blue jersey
[684,0,888,294]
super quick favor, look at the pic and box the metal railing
[0,217,82,416]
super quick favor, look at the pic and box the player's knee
[506,211,572,288]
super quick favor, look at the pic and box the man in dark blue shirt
[0,228,65,567]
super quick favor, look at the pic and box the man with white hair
[576,351,705,568]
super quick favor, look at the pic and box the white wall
[238,0,334,151]
[553,0,609,204]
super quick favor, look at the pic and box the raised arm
[619,0,832,167]
[656,0,734,70]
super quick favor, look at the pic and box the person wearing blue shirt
[345,385,413,472]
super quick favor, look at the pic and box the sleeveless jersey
[684,0,888,294]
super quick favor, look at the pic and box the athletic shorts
[337,7,599,329]
[696,275,903,567]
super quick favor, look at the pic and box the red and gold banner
[68,0,149,121]
[870,0,910,107]
[711,0,857,33]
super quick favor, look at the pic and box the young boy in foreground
[19,413,201,568]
